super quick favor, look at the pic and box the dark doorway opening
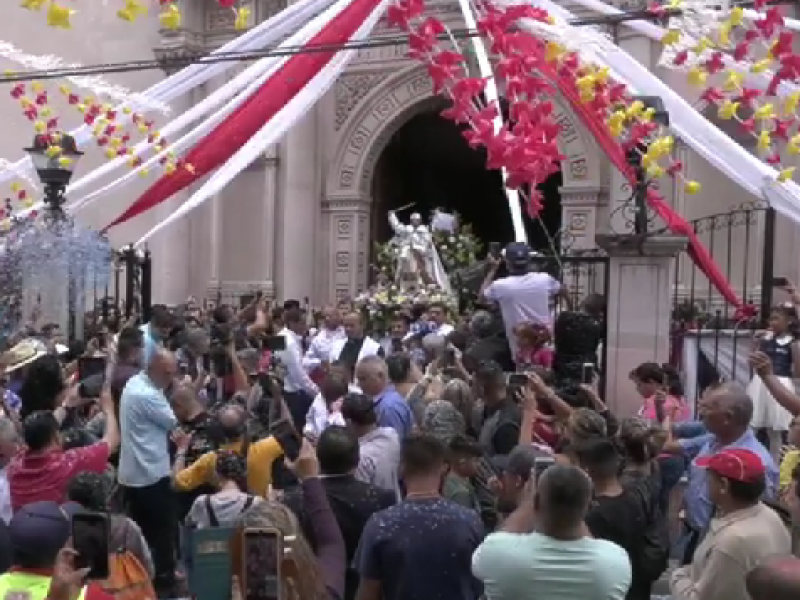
[371,110,562,253]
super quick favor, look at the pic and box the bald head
[322,305,341,330]
[343,312,364,339]
[217,403,246,441]
[170,382,201,422]
[147,349,177,391]
[747,557,800,600]
[701,381,753,437]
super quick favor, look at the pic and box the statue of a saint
[388,210,451,293]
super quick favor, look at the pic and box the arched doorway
[370,109,563,251]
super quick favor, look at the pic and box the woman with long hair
[230,438,345,600]
[186,451,263,529]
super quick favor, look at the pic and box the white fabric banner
[62,0,350,217]
[134,0,393,245]
[682,329,753,402]
[523,0,800,226]
[9,0,337,215]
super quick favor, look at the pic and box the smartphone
[531,456,555,482]
[508,373,528,387]
[71,511,110,580]
[78,356,106,383]
[242,527,282,600]
[271,419,302,461]
[489,241,501,258]
[581,363,595,384]
[265,336,287,352]
[772,276,790,287]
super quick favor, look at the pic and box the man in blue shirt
[664,381,778,564]
[356,355,413,440]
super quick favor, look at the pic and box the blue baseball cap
[504,242,532,267]
[10,501,74,567]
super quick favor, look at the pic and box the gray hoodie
[355,426,401,499]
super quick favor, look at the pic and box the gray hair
[713,381,754,425]
[421,334,446,353]
[356,355,387,376]
[186,327,210,350]
[470,310,494,339]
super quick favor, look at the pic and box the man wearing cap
[0,501,112,599]
[670,447,791,600]
[479,242,569,359]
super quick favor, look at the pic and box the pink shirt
[639,395,690,422]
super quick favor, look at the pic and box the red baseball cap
[696,448,766,483]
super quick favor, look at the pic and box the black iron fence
[668,201,775,403]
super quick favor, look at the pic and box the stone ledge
[595,233,688,257]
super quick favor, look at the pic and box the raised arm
[388,211,404,236]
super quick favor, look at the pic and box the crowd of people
[0,241,796,600]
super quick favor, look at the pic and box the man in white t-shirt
[479,242,567,357]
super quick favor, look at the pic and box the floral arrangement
[432,220,483,273]
[354,283,457,335]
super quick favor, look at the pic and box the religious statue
[388,209,452,293]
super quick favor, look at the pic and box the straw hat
[2,339,48,373]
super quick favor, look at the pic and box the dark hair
[448,434,482,459]
[22,410,59,452]
[215,450,248,492]
[283,299,301,311]
[536,465,592,525]
[19,355,65,418]
[66,472,108,511]
[661,363,684,397]
[447,330,468,352]
[150,304,173,329]
[582,293,606,318]
[723,475,767,503]
[386,353,412,384]
[283,308,305,326]
[401,433,447,478]
[391,312,412,327]
[41,323,60,336]
[340,393,377,427]
[61,428,95,450]
[317,426,360,475]
[630,362,664,385]
[474,360,505,387]
[117,326,144,361]
[573,437,620,480]
[771,304,800,337]
[212,305,233,324]
[320,372,349,405]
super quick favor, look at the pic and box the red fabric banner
[104,0,382,230]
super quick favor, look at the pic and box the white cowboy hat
[3,339,48,373]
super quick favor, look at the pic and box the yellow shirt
[780,448,800,489]
[174,436,283,497]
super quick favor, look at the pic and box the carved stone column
[320,197,371,301]
[560,186,603,251]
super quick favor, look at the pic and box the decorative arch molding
[321,64,607,298]
[326,63,603,202]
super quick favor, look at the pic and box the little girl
[630,362,690,423]
[514,322,554,370]
[748,303,800,459]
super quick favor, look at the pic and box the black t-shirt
[355,498,484,600]
[585,489,650,600]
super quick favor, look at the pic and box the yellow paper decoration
[45,145,62,158]
[164,162,177,174]
[757,130,772,151]
[139,169,149,177]
[104,148,117,159]
[788,134,800,155]
[723,70,744,91]
[688,68,707,86]
[730,6,744,26]
[594,67,610,85]
[47,2,75,28]
[641,107,656,122]
[33,121,46,134]
[31,82,43,93]
[234,7,250,30]
[159,4,181,30]
[754,103,776,120]
[646,165,665,178]
[694,37,713,54]
[717,100,740,120]
[661,29,681,46]
[783,92,800,115]
[117,0,146,22]
[57,157,72,168]
[778,167,796,183]
[718,22,731,47]
[10,183,21,193]
[20,0,47,10]
[684,181,701,194]
[0,220,11,231]
[751,58,772,73]
[545,41,564,62]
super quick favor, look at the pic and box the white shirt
[0,469,11,524]
[432,322,454,338]
[276,327,319,396]
[303,383,360,439]
[303,327,347,371]
[484,272,561,355]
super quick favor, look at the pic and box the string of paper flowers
[386,0,699,220]
[660,0,800,183]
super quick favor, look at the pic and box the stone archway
[321,64,606,299]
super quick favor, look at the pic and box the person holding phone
[747,304,800,460]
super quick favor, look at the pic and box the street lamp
[24,133,84,219]
[23,133,84,339]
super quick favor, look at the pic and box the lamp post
[621,96,670,236]
[24,134,84,339]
